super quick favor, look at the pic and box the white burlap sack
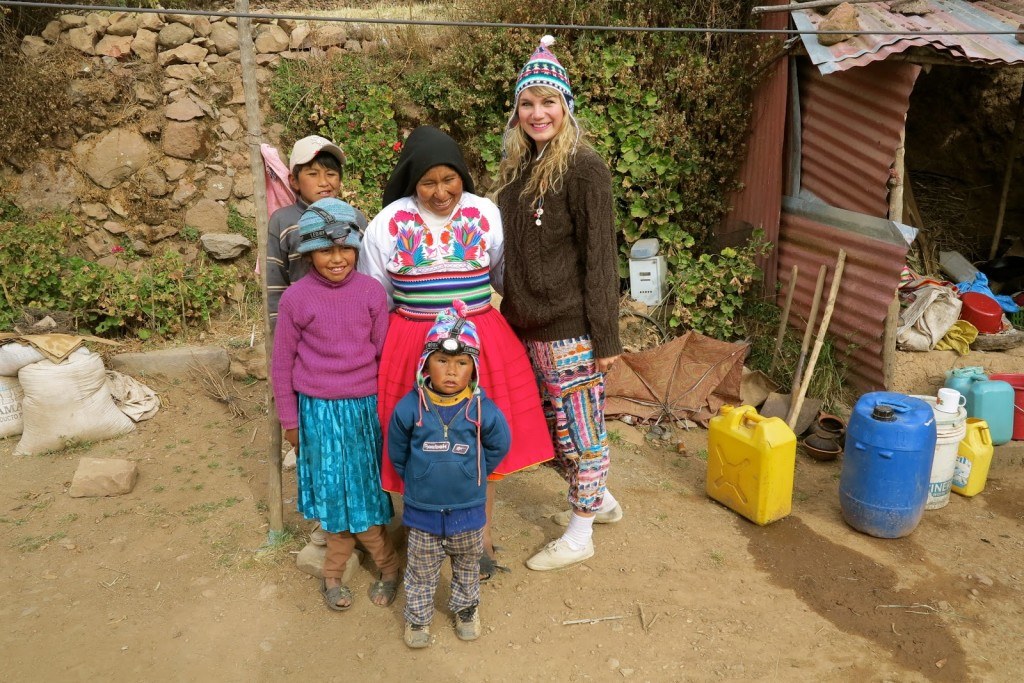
[0,375,24,438]
[15,352,135,456]
[0,342,45,376]
[0,342,91,377]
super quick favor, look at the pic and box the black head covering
[382,126,475,208]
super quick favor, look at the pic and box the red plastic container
[959,292,1003,334]
[989,373,1024,441]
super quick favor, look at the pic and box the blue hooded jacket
[388,386,511,515]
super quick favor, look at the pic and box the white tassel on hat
[540,34,555,48]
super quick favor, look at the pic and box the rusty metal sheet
[794,0,1024,74]
[777,197,909,394]
[719,1,791,289]
[798,59,920,217]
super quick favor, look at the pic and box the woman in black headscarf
[359,126,554,578]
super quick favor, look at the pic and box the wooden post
[882,294,901,390]
[889,123,906,224]
[882,122,905,391]
[989,78,1024,261]
[236,0,284,540]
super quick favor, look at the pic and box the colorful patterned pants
[403,527,482,626]
[524,336,610,514]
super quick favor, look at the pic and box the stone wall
[10,9,378,268]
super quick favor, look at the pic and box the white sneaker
[282,447,297,471]
[455,605,481,641]
[526,538,595,571]
[550,503,623,527]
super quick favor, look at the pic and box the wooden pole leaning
[236,0,284,540]
[791,263,827,393]
[770,265,799,375]
[786,249,846,430]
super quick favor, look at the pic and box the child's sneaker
[310,522,326,546]
[404,622,431,649]
[455,605,481,641]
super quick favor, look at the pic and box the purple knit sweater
[271,269,389,429]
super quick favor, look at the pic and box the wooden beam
[236,0,284,539]
[752,0,882,16]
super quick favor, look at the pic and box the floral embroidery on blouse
[387,206,490,273]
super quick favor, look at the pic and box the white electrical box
[628,238,667,306]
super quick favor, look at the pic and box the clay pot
[816,413,847,447]
[801,435,841,462]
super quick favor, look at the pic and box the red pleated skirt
[377,308,555,493]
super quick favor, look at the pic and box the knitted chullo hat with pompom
[507,35,574,129]
[416,299,481,391]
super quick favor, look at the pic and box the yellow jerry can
[706,404,797,525]
[952,418,993,497]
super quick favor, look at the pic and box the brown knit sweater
[498,146,623,359]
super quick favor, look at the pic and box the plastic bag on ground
[106,370,160,422]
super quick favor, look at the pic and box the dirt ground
[1,373,1022,682]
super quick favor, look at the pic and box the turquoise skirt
[297,393,394,534]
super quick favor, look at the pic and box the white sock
[562,512,595,551]
[599,490,618,512]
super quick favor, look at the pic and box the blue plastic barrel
[840,392,937,538]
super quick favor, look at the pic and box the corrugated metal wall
[798,59,921,217]
[772,58,922,393]
[718,3,790,289]
[778,198,910,394]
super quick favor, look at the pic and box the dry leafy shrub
[0,26,86,167]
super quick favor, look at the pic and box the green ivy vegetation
[227,204,256,244]
[267,0,775,341]
[0,207,236,339]
[270,54,402,217]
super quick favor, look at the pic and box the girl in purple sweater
[271,198,401,612]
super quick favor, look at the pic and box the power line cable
[1,0,1024,37]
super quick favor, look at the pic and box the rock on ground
[109,346,229,379]
[68,458,139,498]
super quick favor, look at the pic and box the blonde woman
[495,36,624,571]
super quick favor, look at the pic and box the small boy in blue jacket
[389,300,511,649]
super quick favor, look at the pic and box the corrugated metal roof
[798,58,921,217]
[794,0,1024,74]
[778,197,910,394]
